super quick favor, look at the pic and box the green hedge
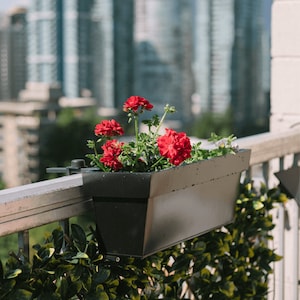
[0,180,287,299]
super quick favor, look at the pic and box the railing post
[46,159,94,250]
[59,219,70,249]
[293,152,300,167]
[262,161,269,187]
[18,230,29,260]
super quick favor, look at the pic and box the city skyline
[0,0,272,133]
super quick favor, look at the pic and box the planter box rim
[86,148,250,176]
[83,149,251,199]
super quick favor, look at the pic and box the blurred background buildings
[0,0,273,187]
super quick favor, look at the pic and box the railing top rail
[237,128,300,165]
[0,173,93,237]
[0,173,83,201]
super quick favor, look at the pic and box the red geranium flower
[94,119,124,137]
[100,139,124,171]
[157,128,192,166]
[123,96,153,113]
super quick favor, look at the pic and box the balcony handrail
[237,127,300,165]
[0,173,93,237]
[0,128,300,238]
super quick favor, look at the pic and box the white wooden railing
[0,128,300,299]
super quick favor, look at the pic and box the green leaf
[72,252,89,260]
[93,268,111,284]
[39,247,55,260]
[219,281,235,297]
[57,277,68,299]
[200,267,211,278]
[0,260,3,281]
[5,269,22,279]
[55,264,74,277]
[86,240,98,260]
[253,200,264,210]
[37,291,61,300]
[5,289,32,300]
[90,289,109,300]
[33,246,55,268]
[71,224,87,252]
[52,227,64,253]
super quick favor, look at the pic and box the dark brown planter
[83,149,251,258]
[275,166,300,204]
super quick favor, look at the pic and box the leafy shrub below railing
[0,180,287,300]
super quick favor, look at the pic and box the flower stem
[154,104,174,136]
[134,116,139,143]
[133,114,142,166]
[150,156,165,170]
[134,114,139,146]
[93,143,98,156]
[154,110,167,136]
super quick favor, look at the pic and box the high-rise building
[0,84,62,187]
[194,0,235,114]
[0,8,27,101]
[63,0,93,98]
[26,0,134,108]
[193,0,271,136]
[134,0,194,123]
[27,0,63,85]
[90,0,114,110]
[91,0,134,112]
[26,0,95,100]
[231,0,270,136]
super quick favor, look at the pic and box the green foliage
[187,110,234,139]
[0,181,286,299]
[39,108,99,180]
[0,178,5,190]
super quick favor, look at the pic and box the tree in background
[187,109,234,139]
[39,108,100,180]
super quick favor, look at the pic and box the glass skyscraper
[193,0,270,135]
[0,8,27,100]
[26,0,133,107]
[27,0,93,99]
[27,0,63,85]
[194,0,235,114]
[134,0,194,122]
[90,0,134,110]
[63,0,93,98]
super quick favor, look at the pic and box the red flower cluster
[94,119,124,137]
[123,95,153,113]
[88,95,196,172]
[100,140,124,171]
[157,128,192,166]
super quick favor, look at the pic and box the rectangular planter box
[83,149,251,258]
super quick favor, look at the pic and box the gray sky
[0,0,29,13]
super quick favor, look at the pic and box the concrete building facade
[0,84,61,187]
[0,82,95,187]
